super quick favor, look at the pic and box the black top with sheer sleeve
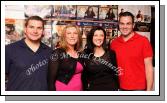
[82,49,119,91]
[47,48,84,91]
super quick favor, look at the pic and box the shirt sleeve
[47,49,60,91]
[142,37,153,58]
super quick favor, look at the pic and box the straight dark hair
[85,26,107,55]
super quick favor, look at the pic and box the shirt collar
[118,32,139,43]
[19,38,47,49]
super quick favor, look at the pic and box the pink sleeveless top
[55,62,83,91]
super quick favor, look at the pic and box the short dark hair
[85,26,107,54]
[25,16,45,29]
[119,11,134,23]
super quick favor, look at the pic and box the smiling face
[65,27,79,47]
[119,16,134,37]
[24,20,44,42]
[92,30,105,47]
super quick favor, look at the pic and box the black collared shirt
[5,38,52,91]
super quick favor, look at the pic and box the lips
[122,28,128,31]
[69,39,76,41]
[95,40,103,45]
[31,34,40,36]
[96,40,102,43]
[122,29,129,33]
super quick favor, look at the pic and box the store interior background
[5,5,158,90]
[5,5,155,63]
[5,5,155,90]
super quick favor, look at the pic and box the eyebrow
[119,22,133,24]
[28,25,43,28]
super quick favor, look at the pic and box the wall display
[99,5,118,21]
[24,5,53,18]
[42,20,53,47]
[77,5,98,20]
[81,26,92,38]
[52,24,66,49]
[134,22,151,32]
[5,19,24,45]
[5,5,152,49]
[118,5,151,23]
[101,22,118,29]
[105,28,118,39]
[53,5,76,19]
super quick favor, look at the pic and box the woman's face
[65,27,79,47]
[92,30,105,47]
[89,7,93,12]
[109,9,113,13]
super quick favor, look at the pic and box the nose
[70,33,75,38]
[33,28,38,33]
[120,24,128,29]
[97,35,103,39]
[71,33,74,37]
[121,23,127,27]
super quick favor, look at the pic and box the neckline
[66,53,79,59]
[119,32,138,43]
[23,39,41,53]
[93,52,105,58]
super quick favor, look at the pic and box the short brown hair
[59,25,82,51]
[25,16,45,29]
[119,11,134,23]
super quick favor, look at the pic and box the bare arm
[144,57,154,91]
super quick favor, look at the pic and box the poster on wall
[118,5,151,23]
[5,19,24,45]
[42,20,53,47]
[77,5,98,20]
[53,5,76,19]
[134,22,151,32]
[99,5,118,21]
[5,5,25,45]
[81,26,92,38]
[24,5,54,19]
[52,24,66,49]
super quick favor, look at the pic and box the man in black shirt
[5,16,52,91]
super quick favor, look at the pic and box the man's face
[119,16,134,37]
[24,20,44,42]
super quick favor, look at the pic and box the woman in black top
[83,26,119,91]
[84,6,95,19]
[105,8,115,20]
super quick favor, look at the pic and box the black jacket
[47,48,84,91]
